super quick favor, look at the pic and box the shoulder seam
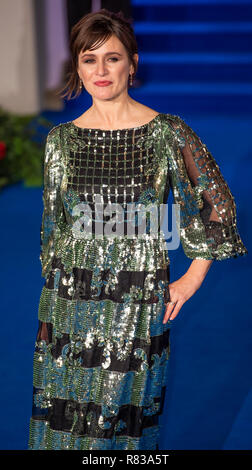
[164,113,185,127]
[48,123,62,138]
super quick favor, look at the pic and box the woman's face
[77,34,138,99]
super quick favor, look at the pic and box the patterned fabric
[28,113,247,450]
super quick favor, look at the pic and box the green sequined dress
[28,113,247,450]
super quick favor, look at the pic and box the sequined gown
[28,112,247,450]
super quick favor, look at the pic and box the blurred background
[0,0,251,450]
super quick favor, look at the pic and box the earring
[79,79,83,90]
[129,74,133,86]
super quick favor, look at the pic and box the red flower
[0,141,6,160]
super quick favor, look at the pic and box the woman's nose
[96,62,107,75]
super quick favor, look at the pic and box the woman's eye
[84,58,118,63]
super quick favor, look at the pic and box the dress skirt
[28,233,171,450]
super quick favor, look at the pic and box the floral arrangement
[0,106,53,190]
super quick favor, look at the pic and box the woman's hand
[162,273,202,323]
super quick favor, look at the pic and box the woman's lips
[94,81,112,86]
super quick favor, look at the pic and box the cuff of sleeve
[182,239,248,261]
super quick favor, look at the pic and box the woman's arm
[40,125,66,279]
[162,114,247,323]
[164,114,248,261]
[186,258,214,284]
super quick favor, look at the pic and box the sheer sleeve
[164,114,248,260]
[40,125,66,278]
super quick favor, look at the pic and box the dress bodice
[39,112,248,279]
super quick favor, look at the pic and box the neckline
[69,112,162,132]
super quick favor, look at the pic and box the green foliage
[0,106,53,189]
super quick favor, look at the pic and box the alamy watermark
[71,194,181,250]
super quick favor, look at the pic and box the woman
[28,9,248,450]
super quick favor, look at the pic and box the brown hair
[59,8,138,101]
